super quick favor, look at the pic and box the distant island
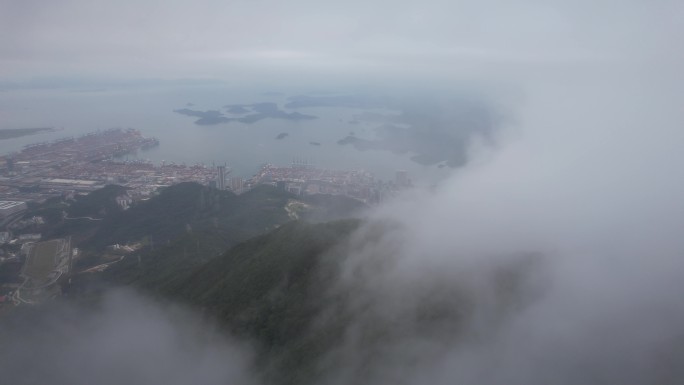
[225,105,249,114]
[286,92,498,169]
[173,109,230,125]
[337,122,473,167]
[174,102,317,126]
[0,127,55,140]
[176,92,499,169]
[276,133,289,140]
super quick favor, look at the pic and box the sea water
[0,84,453,183]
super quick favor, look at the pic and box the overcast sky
[1,0,682,83]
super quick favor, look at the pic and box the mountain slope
[66,184,129,219]
[86,183,294,249]
[159,218,538,385]
[167,219,360,384]
[75,184,368,293]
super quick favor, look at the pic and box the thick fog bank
[313,71,684,385]
[0,289,257,385]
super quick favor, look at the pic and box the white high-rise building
[216,165,227,190]
[230,177,244,194]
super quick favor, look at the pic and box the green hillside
[16,194,535,385]
[299,193,368,222]
[167,219,360,385]
[85,183,294,249]
[102,230,234,292]
[156,218,536,385]
[60,183,367,294]
[67,184,129,219]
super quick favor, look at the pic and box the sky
[1,0,682,85]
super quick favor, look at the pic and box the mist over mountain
[0,289,258,385]
[2,0,684,384]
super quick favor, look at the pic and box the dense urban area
[0,128,409,203]
[0,128,411,308]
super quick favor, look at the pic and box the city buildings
[248,163,388,203]
[0,128,410,206]
[229,177,245,194]
[0,129,218,202]
[216,165,227,190]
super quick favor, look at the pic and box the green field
[22,240,63,279]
